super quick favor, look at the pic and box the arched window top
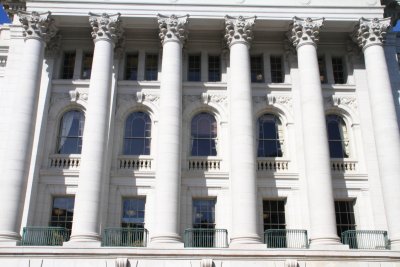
[257,114,283,157]
[57,110,85,154]
[191,112,217,156]
[123,111,151,155]
[326,114,349,158]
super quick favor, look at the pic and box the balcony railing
[49,154,81,169]
[257,158,289,172]
[188,157,221,171]
[20,227,70,246]
[118,155,153,171]
[341,230,389,249]
[264,229,308,249]
[331,159,357,173]
[184,228,228,248]
[102,227,148,247]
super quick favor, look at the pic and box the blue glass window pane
[57,110,85,154]
[191,113,217,156]
[257,114,282,157]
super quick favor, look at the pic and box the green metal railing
[264,229,308,248]
[102,227,148,247]
[20,227,69,246]
[341,230,389,249]
[184,228,228,248]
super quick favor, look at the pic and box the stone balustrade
[331,159,357,172]
[188,157,221,171]
[257,158,289,172]
[118,155,153,171]
[49,154,81,169]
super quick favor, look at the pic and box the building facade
[0,0,400,266]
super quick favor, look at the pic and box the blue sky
[0,3,399,30]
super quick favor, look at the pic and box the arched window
[326,114,349,158]
[123,112,151,155]
[57,110,85,154]
[191,112,217,156]
[257,114,283,157]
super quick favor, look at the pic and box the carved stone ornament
[224,15,256,47]
[325,95,358,110]
[351,17,391,50]
[287,16,324,49]
[183,94,227,110]
[89,12,123,43]
[45,33,61,58]
[51,91,88,105]
[117,93,160,107]
[157,14,189,45]
[19,11,58,43]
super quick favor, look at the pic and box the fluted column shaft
[0,11,56,244]
[151,14,188,246]
[225,15,261,246]
[69,13,122,244]
[288,17,340,247]
[353,18,400,249]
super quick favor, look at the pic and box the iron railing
[20,227,69,246]
[264,229,308,248]
[341,230,389,249]
[102,227,148,247]
[184,228,228,248]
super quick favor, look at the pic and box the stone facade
[0,0,400,266]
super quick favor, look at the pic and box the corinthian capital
[19,11,58,43]
[351,17,391,50]
[157,14,189,45]
[89,12,123,43]
[224,15,256,48]
[287,17,324,49]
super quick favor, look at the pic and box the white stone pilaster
[352,17,400,249]
[225,15,262,247]
[288,17,341,247]
[150,14,188,247]
[68,13,122,245]
[0,11,57,245]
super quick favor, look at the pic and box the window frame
[192,198,216,229]
[257,114,284,158]
[56,109,85,155]
[331,56,347,84]
[81,51,93,79]
[144,53,159,81]
[326,114,350,159]
[208,54,221,82]
[60,51,76,80]
[49,196,75,231]
[123,111,152,156]
[121,197,146,229]
[190,112,218,157]
[334,199,356,238]
[262,199,286,231]
[251,54,265,83]
[124,53,139,81]
[270,55,284,83]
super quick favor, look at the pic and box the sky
[0,4,399,29]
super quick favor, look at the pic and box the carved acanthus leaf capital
[89,12,123,43]
[287,16,324,49]
[19,11,58,43]
[351,17,391,50]
[157,14,189,45]
[224,15,256,47]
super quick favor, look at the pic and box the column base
[229,235,265,249]
[309,237,348,250]
[0,231,21,246]
[64,233,102,248]
[149,234,184,248]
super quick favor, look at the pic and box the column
[150,14,188,247]
[352,18,400,249]
[225,15,262,246]
[287,17,341,247]
[68,13,122,245]
[0,11,57,244]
